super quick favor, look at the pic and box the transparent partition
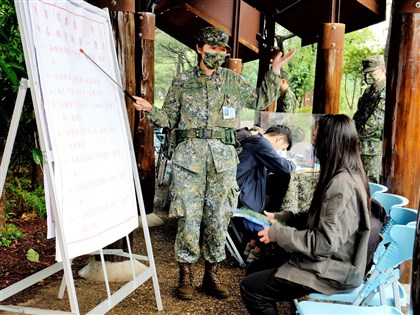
[253,111,323,170]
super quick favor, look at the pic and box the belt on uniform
[176,128,237,145]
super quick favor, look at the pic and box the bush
[5,177,46,219]
[0,223,23,247]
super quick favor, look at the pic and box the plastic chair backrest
[369,182,388,198]
[380,207,418,244]
[373,192,409,216]
[375,224,416,272]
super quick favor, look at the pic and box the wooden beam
[357,0,382,14]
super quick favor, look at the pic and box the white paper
[27,0,138,261]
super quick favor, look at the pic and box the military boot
[201,261,229,298]
[176,263,194,300]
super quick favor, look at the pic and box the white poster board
[20,0,138,260]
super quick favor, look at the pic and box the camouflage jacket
[353,80,386,155]
[276,87,299,113]
[147,66,281,173]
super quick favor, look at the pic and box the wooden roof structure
[242,0,386,46]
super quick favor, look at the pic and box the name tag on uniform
[222,107,236,120]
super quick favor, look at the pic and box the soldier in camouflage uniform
[133,26,295,300]
[353,55,386,183]
[275,71,300,113]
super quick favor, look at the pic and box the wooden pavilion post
[134,5,156,215]
[227,0,243,76]
[382,0,420,212]
[312,23,345,114]
[382,0,420,284]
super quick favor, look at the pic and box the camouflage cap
[362,55,385,73]
[197,26,231,51]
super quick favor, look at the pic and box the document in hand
[234,207,271,227]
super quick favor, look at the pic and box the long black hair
[311,114,370,213]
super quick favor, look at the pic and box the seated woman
[240,114,371,314]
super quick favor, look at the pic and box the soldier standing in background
[275,71,300,113]
[133,27,295,300]
[353,55,386,183]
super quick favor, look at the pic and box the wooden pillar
[382,0,420,211]
[382,0,420,284]
[312,23,345,114]
[227,58,243,75]
[134,11,156,215]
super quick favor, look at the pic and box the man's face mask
[203,52,227,70]
[364,70,380,85]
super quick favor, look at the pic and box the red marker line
[79,48,136,103]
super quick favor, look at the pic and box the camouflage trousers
[169,158,239,264]
[361,154,381,183]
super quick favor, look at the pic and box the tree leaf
[32,148,43,165]
[26,248,40,262]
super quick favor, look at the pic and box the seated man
[236,125,296,262]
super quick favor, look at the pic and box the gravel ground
[0,183,296,315]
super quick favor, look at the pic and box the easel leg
[0,78,28,193]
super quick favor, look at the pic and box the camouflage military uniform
[146,66,281,263]
[353,80,386,183]
[276,87,299,113]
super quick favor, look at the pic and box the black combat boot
[202,261,229,298]
[176,263,194,300]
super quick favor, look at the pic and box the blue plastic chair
[295,301,404,315]
[373,207,418,266]
[368,182,388,198]
[372,192,409,216]
[305,224,416,310]
[380,207,418,245]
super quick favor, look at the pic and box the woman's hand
[271,49,295,74]
[263,210,276,224]
[132,96,153,112]
[258,226,271,244]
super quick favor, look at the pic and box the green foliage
[5,177,46,219]
[282,37,317,106]
[32,148,43,165]
[155,29,195,104]
[0,223,23,247]
[1,1,42,222]
[1,0,37,170]
[0,1,25,88]
[241,59,259,86]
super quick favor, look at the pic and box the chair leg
[226,233,246,267]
